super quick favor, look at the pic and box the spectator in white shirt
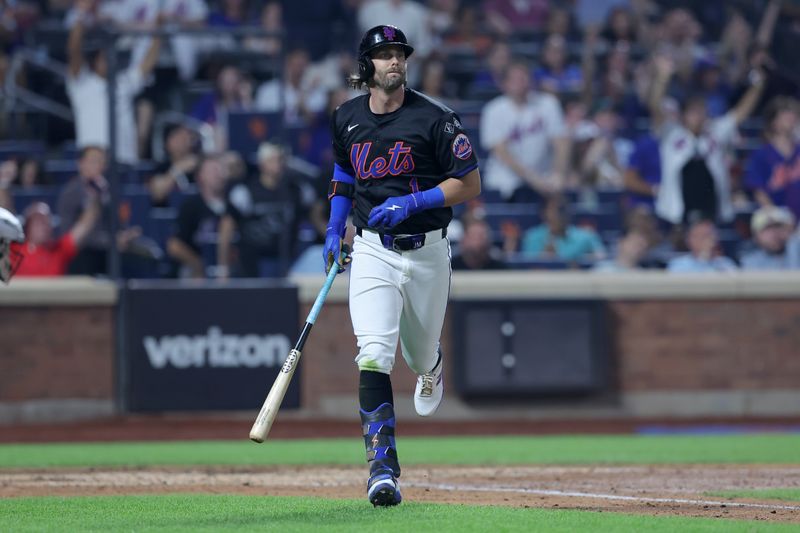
[357,0,433,85]
[66,0,161,165]
[255,48,327,125]
[480,61,570,202]
[648,55,765,225]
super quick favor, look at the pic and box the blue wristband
[327,194,351,238]
[409,187,445,215]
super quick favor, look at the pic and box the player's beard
[374,68,406,92]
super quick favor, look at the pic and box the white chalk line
[407,482,800,512]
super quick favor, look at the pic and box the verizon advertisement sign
[122,282,299,411]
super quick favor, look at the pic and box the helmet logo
[383,26,396,41]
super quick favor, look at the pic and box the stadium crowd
[0,0,799,278]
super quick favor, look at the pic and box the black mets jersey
[331,88,480,235]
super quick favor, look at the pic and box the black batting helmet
[353,25,414,87]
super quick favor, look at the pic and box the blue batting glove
[323,229,351,273]
[368,195,417,230]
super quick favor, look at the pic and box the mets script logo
[452,133,473,160]
[350,141,416,179]
[383,26,396,40]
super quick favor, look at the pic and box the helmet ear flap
[358,56,374,83]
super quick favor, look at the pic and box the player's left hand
[368,195,416,230]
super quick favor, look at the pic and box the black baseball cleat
[367,471,402,506]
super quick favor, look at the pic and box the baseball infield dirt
[2,465,799,523]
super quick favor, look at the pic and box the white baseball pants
[349,229,451,376]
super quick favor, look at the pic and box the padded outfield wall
[1,273,799,423]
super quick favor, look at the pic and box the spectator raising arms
[480,61,570,203]
[649,55,766,225]
[167,156,227,278]
[13,196,100,277]
[66,0,161,165]
[745,97,800,220]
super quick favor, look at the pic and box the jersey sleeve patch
[452,133,473,160]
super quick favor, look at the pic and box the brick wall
[611,300,800,391]
[299,299,800,410]
[0,307,114,401]
[3,298,799,414]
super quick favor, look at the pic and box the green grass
[0,495,795,533]
[1,434,798,469]
[707,489,800,502]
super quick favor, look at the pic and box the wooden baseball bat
[249,261,342,442]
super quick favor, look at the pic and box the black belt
[356,227,447,252]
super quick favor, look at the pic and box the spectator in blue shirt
[534,34,583,96]
[623,134,661,210]
[521,195,606,262]
[667,216,737,273]
[745,97,800,220]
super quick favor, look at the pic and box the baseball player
[323,25,481,506]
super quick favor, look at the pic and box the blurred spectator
[649,55,765,225]
[451,218,506,271]
[572,0,630,31]
[217,143,311,278]
[576,100,631,191]
[745,97,800,220]
[480,61,570,202]
[624,205,673,267]
[190,64,253,151]
[534,34,583,96]
[295,88,351,170]
[0,158,48,190]
[483,0,549,36]
[656,8,707,84]
[592,230,648,272]
[667,216,737,273]
[12,197,99,277]
[471,39,511,98]
[166,156,227,278]
[358,1,433,63]
[147,124,201,206]
[151,0,209,81]
[219,150,247,182]
[66,2,162,164]
[718,1,781,89]
[255,47,327,125]
[693,57,731,118]
[243,1,282,57]
[55,146,145,275]
[207,0,249,28]
[623,133,661,209]
[429,0,458,37]
[599,5,640,46]
[442,4,493,56]
[56,146,110,275]
[546,6,578,41]
[521,195,606,262]
[740,206,800,271]
[419,57,447,100]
